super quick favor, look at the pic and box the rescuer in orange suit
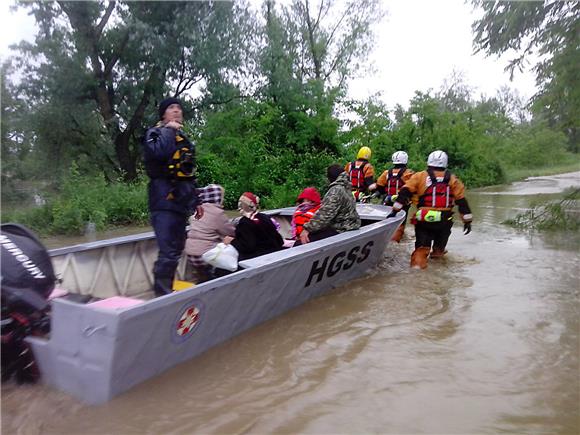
[387,150,473,269]
[345,146,375,202]
[369,151,414,242]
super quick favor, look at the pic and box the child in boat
[227,192,284,261]
[185,184,236,282]
[292,187,321,239]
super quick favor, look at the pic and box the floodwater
[2,172,579,434]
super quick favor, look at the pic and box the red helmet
[297,187,321,205]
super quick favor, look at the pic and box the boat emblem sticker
[171,299,204,343]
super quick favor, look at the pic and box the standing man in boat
[298,165,361,245]
[143,97,204,297]
[387,150,473,269]
[345,146,375,201]
[369,151,415,242]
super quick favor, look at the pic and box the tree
[471,0,580,151]
[261,0,383,95]
[257,0,383,155]
[340,96,394,165]
[9,0,255,180]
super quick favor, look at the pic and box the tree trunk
[114,133,137,181]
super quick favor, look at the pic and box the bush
[1,166,149,235]
[504,188,580,231]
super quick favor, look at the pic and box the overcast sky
[0,0,538,108]
[350,0,537,108]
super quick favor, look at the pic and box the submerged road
[2,172,579,434]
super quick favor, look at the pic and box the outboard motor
[1,223,55,383]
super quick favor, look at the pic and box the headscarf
[238,192,259,218]
[197,184,224,206]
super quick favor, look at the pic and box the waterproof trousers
[151,210,188,297]
[414,220,453,251]
[387,203,410,243]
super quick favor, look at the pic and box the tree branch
[104,31,129,78]
[96,1,116,39]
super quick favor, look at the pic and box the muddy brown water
[2,172,579,434]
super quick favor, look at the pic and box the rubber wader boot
[410,247,430,269]
[430,247,448,259]
[391,225,405,243]
[153,276,174,297]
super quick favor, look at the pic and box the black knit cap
[327,164,345,182]
[158,97,182,119]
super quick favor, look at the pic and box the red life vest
[418,169,455,209]
[294,204,320,237]
[386,168,406,196]
[348,160,368,191]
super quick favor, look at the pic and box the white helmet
[427,150,448,168]
[392,151,408,165]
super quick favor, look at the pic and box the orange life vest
[294,205,320,237]
[417,169,455,209]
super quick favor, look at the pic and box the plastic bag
[201,243,239,272]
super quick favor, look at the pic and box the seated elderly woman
[227,192,284,261]
[185,184,235,282]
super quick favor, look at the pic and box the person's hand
[194,204,204,220]
[368,183,377,191]
[300,229,310,244]
[165,121,183,130]
[223,236,234,244]
[387,202,403,218]
[463,221,472,235]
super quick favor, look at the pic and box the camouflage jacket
[303,172,361,234]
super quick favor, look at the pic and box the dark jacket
[143,125,200,215]
[231,213,284,261]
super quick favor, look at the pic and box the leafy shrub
[1,166,149,235]
[504,188,580,231]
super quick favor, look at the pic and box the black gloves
[387,209,398,219]
[463,221,472,235]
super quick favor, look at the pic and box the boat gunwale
[72,214,404,315]
[47,204,397,257]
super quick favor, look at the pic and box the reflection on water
[2,173,579,434]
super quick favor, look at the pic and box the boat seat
[172,280,196,292]
[89,296,144,310]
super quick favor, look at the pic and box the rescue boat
[26,204,404,404]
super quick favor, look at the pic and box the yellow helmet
[357,146,372,160]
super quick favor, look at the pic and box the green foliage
[3,0,577,237]
[9,0,256,181]
[262,0,384,94]
[472,0,580,151]
[504,188,580,231]
[191,98,338,210]
[1,165,149,235]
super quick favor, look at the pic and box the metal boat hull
[28,205,404,404]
